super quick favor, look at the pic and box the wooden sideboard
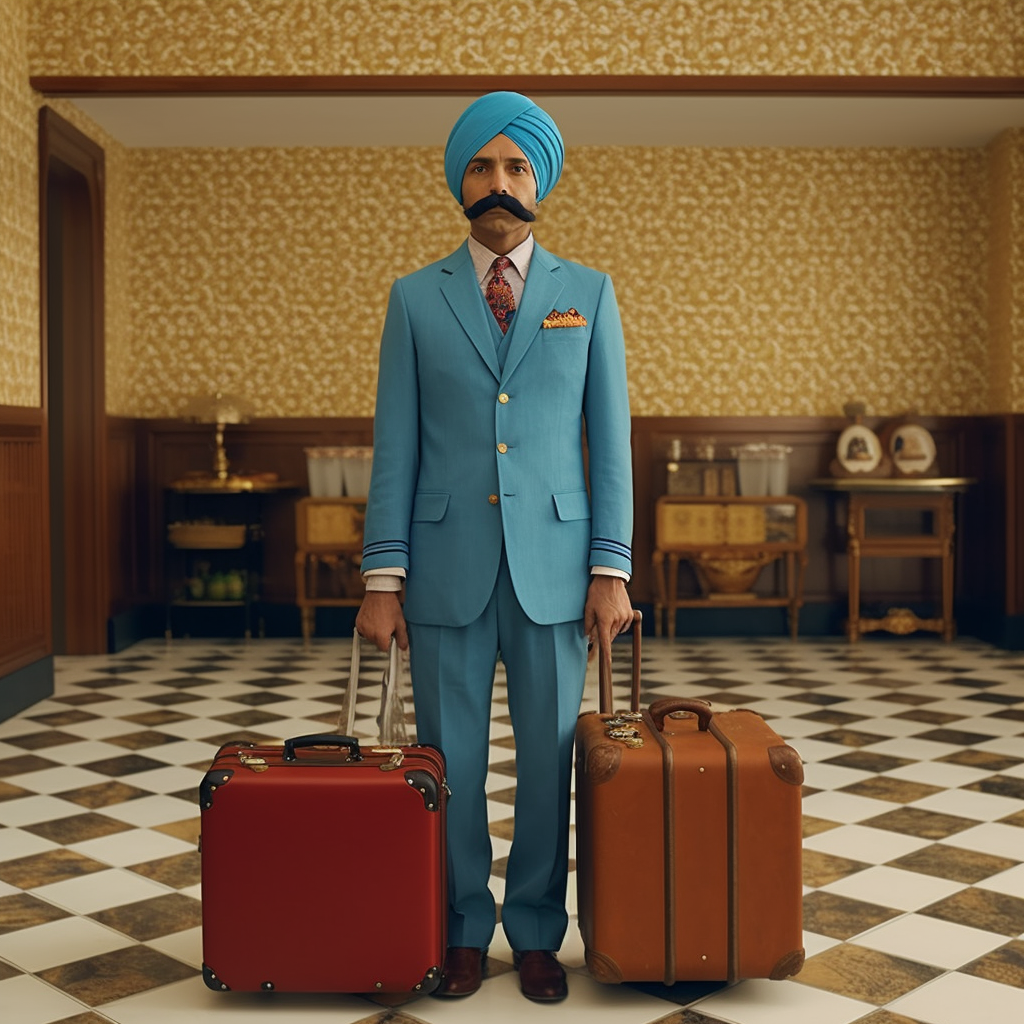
[652,495,808,640]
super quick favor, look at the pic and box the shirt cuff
[591,565,630,582]
[362,569,406,592]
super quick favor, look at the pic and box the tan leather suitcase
[575,614,804,985]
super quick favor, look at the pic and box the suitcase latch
[237,753,269,772]
[606,726,644,749]
[372,747,405,771]
[604,713,642,725]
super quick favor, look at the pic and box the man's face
[461,135,539,249]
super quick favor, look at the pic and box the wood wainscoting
[104,413,1023,646]
[1012,414,1024,618]
[0,406,50,679]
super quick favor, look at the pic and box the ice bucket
[340,446,373,497]
[304,447,344,497]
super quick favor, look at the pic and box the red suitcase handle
[648,698,714,733]
[282,734,363,761]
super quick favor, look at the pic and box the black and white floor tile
[1,633,1023,1024]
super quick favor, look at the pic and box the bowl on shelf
[168,522,246,549]
[693,552,777,594]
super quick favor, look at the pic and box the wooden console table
[652,495,808,640]
[811,478,974,642]
[294,497,366,643]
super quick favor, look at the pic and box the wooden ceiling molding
[29,74,1024,98]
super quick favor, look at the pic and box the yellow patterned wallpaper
[552,146,991,417]
[991,131,1024,413]
[0,0,40,407]
[120,142,991,418]
[28,0,1024,77]
[10,0,1024,416]
[990,133,1014,414]
[124,146,465,418]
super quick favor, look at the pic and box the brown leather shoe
[514,949,568,1002]
[433,946,485,997]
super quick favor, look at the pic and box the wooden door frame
[39,106,108,654]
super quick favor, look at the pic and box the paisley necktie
[485,256,516,334]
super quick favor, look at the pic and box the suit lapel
[439,242,501,382]
[501,244,564,384]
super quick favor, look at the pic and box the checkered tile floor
[1,634,1023,1024]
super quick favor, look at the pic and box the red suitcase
[199,733,447,994]
[575,616,804,985]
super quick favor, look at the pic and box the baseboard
[259,603,359,639]
[0,656,54,723]
[645,600,845,641]
[108,604,165,651]
[957,606,1024,651]
[105,600,1024,650]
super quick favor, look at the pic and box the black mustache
[463,192,536,222]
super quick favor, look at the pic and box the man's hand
[583,575,633,662]
[355,590,409,652]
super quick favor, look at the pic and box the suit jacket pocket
[412,491,450,522]
[553,489,592,522]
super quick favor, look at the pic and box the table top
[809,477,975,493]
[169,477,298,494]
[656,494,806,505]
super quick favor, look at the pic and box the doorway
[39,107,108,654]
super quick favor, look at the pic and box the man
[356,91,633,1003]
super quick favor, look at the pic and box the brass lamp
[181,392,254,483]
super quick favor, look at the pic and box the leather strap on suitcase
[598,609,643,714]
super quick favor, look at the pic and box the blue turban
[444,92,564,205]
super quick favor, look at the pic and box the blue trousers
[407,553,587,951]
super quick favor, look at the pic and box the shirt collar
[468,232,535,284]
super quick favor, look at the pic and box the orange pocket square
[541,308,588,329]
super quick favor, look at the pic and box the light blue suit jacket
[361,239,633,628]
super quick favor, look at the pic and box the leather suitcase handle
[282,734,363,761]
[598,609,643,714]
[648,698,714,732]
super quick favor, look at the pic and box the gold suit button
[498,393,510,404]
[497,443,508,454]
[488,494,499,505]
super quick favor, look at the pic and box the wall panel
[0,407,49,675]
[106,416,144,617]
[122,414,1003,637]
[1012,414,1024,615]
